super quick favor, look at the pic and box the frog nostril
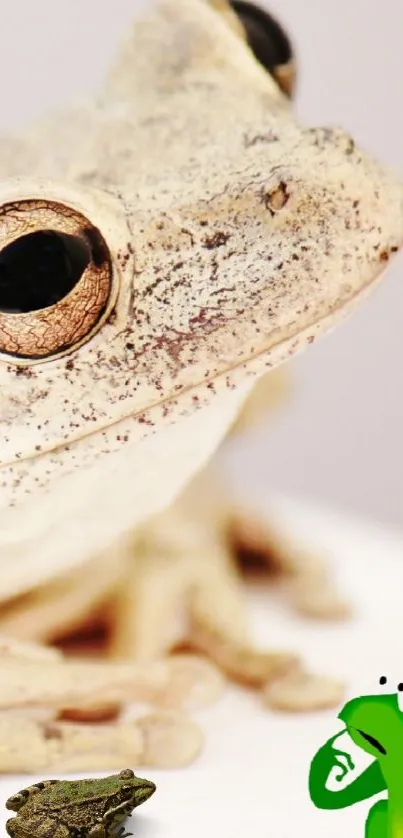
[261,180,290,214]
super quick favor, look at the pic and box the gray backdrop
[2,0,402,527]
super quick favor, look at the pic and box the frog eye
[0,198,116,365]
[119,769,135,780]
[121,785,133,796]
[230,1,295,97]
[377,674,403,709]
[377,675,392,696]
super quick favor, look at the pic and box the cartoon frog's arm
[309,730,386,810]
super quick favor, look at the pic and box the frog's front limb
[107,369,350,685]
[110,828,132,838]
[309,731,386,809]
[102,800,135,838]
[107,491,298,687]
[0,553,123,645]
[88,801,134,838]
[228,501,352,621]
[107,474,343,710]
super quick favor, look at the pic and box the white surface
[1,495,402,838]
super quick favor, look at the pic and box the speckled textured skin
[5,769,155,836]
[0,0,403,600]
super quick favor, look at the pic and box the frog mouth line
[0,248,400,471]
[356,728,387,755]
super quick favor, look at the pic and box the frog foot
[228,503,353,622]
[112,828,132,838]
[107,482,347,711]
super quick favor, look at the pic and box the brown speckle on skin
[243,132,279,148]
[345,138,355,155]
[202,232,230,249]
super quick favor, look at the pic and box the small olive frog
[5,769,156,838]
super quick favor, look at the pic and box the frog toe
[6,817,18,837]
[5,792,29,813]
[88,824,106,838]
[230,505,352,621]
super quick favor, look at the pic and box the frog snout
[135,779,156,803]
[306,127,403,263]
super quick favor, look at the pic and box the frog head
[0,0,402,599]
[115,769,156,808]
[339,679,403,771]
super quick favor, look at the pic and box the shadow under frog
[309,678,403,837]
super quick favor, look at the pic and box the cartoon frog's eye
[230,1,295,97]
[0,198,116,365]
[378,675,392,696]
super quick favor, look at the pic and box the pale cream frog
[0,0,402,706]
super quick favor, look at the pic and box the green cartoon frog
[309,677,403,837]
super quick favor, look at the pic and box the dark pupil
[0,229,92,314]
[379,676,387,685]
[230,1,292,74]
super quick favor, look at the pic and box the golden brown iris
[0,200,114,363]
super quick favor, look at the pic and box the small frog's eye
[379,676,387,685]
[397,683,403,712]
[119,769,135,780]
[230,1,295,97]
[0,198,115,365]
